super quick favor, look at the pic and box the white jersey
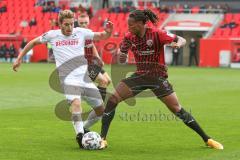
[39,27,94,85]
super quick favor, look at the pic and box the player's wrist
[16,57,22,62]
[104,30,112,36]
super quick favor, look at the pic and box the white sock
[72,112,84,134]
[83,110,101,129]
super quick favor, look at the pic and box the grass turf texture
[0,63,240,160]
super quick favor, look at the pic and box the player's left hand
[170,42,180,49]
[104,21,113,34]
[12,58,22,72]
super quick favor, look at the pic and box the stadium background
[0,0,240,160]
[0,0,240,67]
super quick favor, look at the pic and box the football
[82,132,101,150]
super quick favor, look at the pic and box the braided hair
[129,9,159,24]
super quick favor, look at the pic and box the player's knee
[99,77,111,87]
[71,99,80,106]
[94,105,104,116]
[166,103,181,113]
[108,94,120,105]
[106,78,111,86]
[71,99,82,112]
[173,105,181,113]
[175,108,193,123]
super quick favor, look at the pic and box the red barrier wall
[200,38,232,67]
[32,44,48,62]
[95,37,121,64]
[4,35,239,67]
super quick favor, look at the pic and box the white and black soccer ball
[82,132,101,150]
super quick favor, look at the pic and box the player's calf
[175,108,210,142]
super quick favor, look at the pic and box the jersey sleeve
[76,27,94,40]
[158,30,178,45]
[119,36,132,54]
[39,30,54,43]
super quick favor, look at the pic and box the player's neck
[137,27,147,38]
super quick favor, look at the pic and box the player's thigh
[111,81,135,103]
[160,92,181,113]
[83,83,104,108]
[63,85,83,113]
[151,78,174,98]
[151,78,181,113]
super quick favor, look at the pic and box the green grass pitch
[0,63,240,160]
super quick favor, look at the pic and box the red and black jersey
[120,27,177,78]
[84,39,94,64]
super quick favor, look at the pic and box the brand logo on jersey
[55,39,79,46]
[139,50,155,55]
[72,33,77,38]
[146,39,153,47]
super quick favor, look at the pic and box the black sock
[101,100,117,139]
[176,108,210,142]
[97,86,107,101]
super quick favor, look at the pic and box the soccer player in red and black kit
[100,9,223,150]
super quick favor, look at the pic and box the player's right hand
[13,58,22,72]
[118,52,128,64]
[170,42,180,49]
[104,21,114,34]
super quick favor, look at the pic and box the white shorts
[63,79,103,108]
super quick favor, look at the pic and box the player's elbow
[182,38,186,46]
[31,38,42,47]
[99,77,111,87]
[177,36,186,47]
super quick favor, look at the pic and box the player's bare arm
[93,21,113,40]
[13,37,42,72]
[92,44,104,67]
[170,36,186,49]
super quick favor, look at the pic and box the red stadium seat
[225,13,233,23]
[191,6,200,14]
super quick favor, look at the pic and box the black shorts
[121,73,174,98]
[88,64,105,81]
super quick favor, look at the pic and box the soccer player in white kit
[12,10,113,148]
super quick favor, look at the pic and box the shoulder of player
[123,32,134,39]
[155,29,174,36]
[74,27,93,33]
[42,29,61,38]
[150,27,165,34]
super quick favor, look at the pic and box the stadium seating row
[1,0,240,43]
[212,13,240,38]
[88,9,168,37]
